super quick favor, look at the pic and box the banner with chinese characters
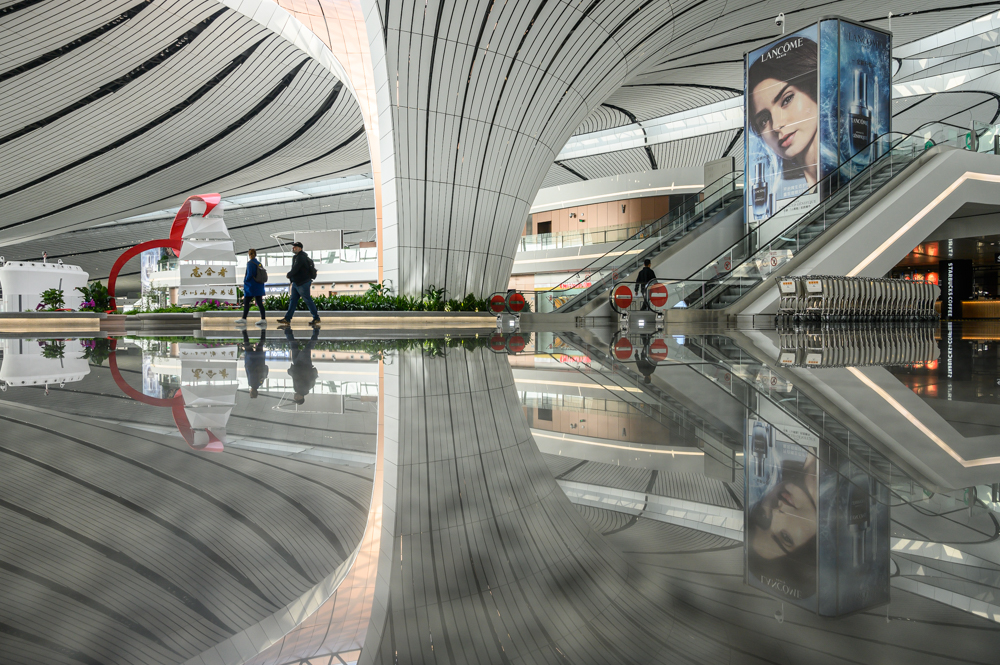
[177,202,239,304]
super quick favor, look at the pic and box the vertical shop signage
[745,18,891,232]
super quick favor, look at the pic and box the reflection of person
[284,326,319,405]
[748,451,818,599]
[635,334,656,384]
[242,329,268,399]
[748,37,819,190]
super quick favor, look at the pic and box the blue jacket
[243,258,266,297]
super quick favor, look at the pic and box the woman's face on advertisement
[749,454,818,560]
[751,78,818,162]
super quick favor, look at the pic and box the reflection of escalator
[559,331,743,452]
[679,129,934,312]
[688,334,915,490]
[548,172,743,314]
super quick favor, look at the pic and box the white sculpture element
[0,338,91,388]
[177,201,238,305]
[178,343,238,448]
[0,260,89,312]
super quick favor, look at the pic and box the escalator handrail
[682,120,967,289]
[542,169,744,298]
[678,125,959,309]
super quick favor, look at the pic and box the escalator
[541,171,743,315]
[669,124,964,315]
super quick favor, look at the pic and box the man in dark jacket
[276,241,321,327]
[634,259,657,310]
[284,326,319,405]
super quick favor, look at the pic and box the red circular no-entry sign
[489,333,507,352]
[646,282,668,309]
[489,294,506,313]
[507,292,527,313]
[507,334,526,353]
[648,338,669,362]
[613,337,634,361]
[611,284,633,312]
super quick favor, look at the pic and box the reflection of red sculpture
[107,193,221,310]
[108,340,223,452]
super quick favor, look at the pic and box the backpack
[307,256,317,280]
[253,262,268,284]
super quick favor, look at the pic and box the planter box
[198,310,496,331]
[0,311,103,333]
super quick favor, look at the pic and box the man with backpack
[236,248,268,326]
[276,241,321,327]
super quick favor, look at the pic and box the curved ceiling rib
[0,0,368,247]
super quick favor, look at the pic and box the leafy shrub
[131,283,490,314]
[77,282,110,312]
[37,288,65,311]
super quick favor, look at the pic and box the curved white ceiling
[0,0,369,246]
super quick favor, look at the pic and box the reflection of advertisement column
[745,419,819,613]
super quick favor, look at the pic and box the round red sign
[489,333,507,352]
[612,284,633,311]
[648,338,669,362]
[507,334,526,353]
[489,294,506,313]
[507,292,527,313]
[613,337,633,361]
[647,282,668,309]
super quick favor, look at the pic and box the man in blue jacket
[236,248,267,326]
[276,241,321,327]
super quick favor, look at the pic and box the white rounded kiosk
[0,260,89,312]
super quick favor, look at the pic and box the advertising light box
[745,18,892,232]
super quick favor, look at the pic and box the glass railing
[534,170,744,313]
[662,124,957,311]
[518,223,641,252]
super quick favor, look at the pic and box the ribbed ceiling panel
[0,0,367,246]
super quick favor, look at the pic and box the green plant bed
[137,335,492,358]
[132,284,492,314]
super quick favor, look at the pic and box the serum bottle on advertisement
[751,422,771,478]
[848,475,872,567]
[850,70,872,153]
[752,162,769,220]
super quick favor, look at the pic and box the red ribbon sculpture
[107,193,221,310]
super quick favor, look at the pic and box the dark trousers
[242,295,265,319]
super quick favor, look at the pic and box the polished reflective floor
[1,325,999,664]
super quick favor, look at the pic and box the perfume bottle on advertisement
[848,475,872,567]
[751,422,771,477]
[850,70,872,153]
[752,162,769,220]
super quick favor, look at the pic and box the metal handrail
[540,170,744,312]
